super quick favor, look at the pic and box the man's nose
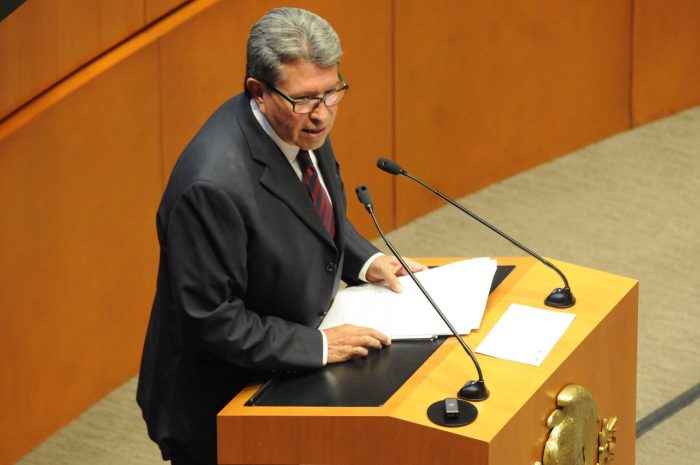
[309,101,331,122]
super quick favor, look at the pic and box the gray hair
[245,8,342,91]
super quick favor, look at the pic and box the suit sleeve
[341,219,380,285]
[165,180,323,371]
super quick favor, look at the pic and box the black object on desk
[246,264,515,407]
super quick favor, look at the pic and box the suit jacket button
[326,262,337,272]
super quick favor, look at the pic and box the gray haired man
[137,7,425,464]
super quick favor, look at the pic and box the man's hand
[323,324,391,364]
[365,255,428,293]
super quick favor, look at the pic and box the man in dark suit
[137,7,425,465]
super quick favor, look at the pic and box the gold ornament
[598,416,618,465]
[534,384,617,465]
[541,384,600,465]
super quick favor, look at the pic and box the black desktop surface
[246,264,515,407]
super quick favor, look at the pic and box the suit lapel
[235,99,337,249]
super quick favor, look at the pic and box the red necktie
[297,150,335,239]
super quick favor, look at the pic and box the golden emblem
[598,416,618,465]
[534,384,618,465]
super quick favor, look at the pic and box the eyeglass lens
[294,88,346,113]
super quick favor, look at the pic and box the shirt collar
[250,98,301,163]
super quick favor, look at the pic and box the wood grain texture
[393,0,632,225]
[632,0,700,125]
[145,0,188,23]
[219,257,638,465]
[0,44,162,465]
[0,0,145,120]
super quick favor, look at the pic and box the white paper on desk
[319,258,497,339]
[475,303,575,366]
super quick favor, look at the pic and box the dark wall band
[0,0,26,22]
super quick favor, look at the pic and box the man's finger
[352,346,369,358]
[332,345,369,362]
[401,259,428,274]
[384,271,403,293]
[363,327,392,346]
[358,335,383,350]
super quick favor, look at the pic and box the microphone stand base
[458,380,489,401]
[545,287,576,308]
[427,398,477,427]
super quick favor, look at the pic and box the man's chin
[298,135,328,151]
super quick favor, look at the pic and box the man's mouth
[302,127,325,135]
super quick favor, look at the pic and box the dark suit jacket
[136,93,379,462]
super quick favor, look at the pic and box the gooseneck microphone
[355,184,489,402]
[376,157,575,308]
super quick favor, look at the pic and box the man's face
[254,60,341,150]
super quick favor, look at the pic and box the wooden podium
[217,257,638,465]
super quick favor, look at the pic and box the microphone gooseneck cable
[376,157,575,309]
[355,184,489,403]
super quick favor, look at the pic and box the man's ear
[246,78,265,103]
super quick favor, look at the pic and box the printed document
[475,303,576,366]
[319,258,497,339]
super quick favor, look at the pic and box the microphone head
[355,184,373,209]
[377,157,405,175]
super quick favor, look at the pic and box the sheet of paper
[319,258,497,339]
[475,303,575,366]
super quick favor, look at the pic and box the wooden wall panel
[394,0,632,225]
[0,44,162,465]
[318,1,395,234]
[157,0,249,175]
[632,0,700,126]
[0,0,145,120]
[146,0,189,23]
[158,0,394,236]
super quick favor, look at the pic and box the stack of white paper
[319,258,497,339]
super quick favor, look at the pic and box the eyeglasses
[266,74,349,114]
